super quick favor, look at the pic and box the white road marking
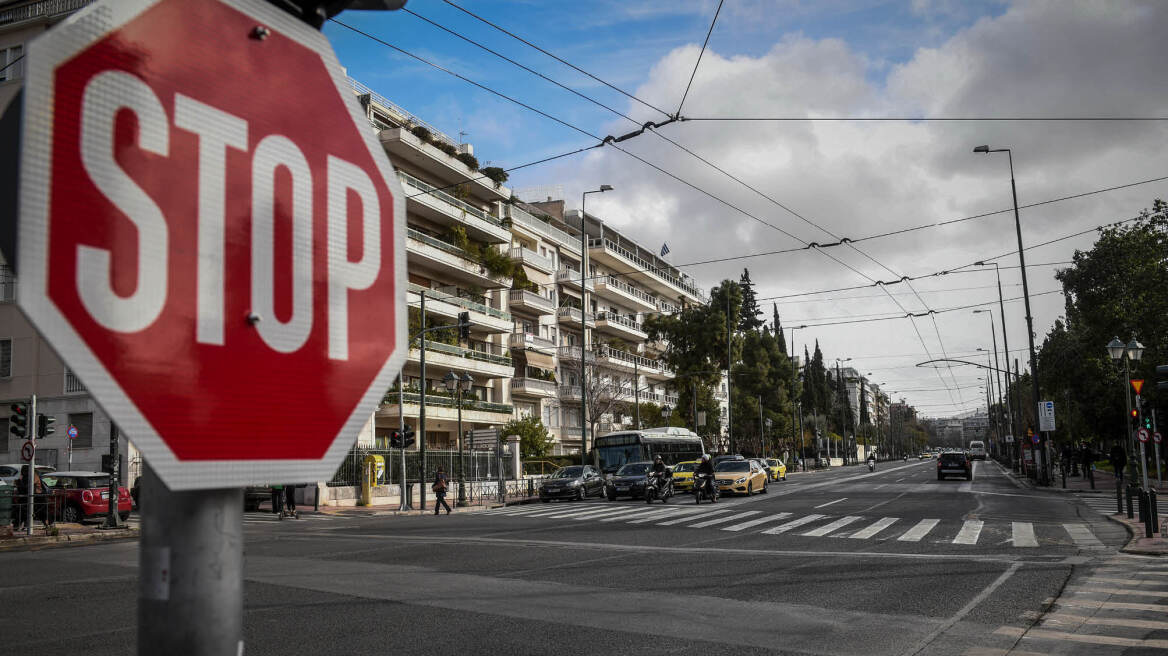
[1063,523,1105,548]
[897,519,940,542]
[761,514,826,535]
[848,517,899,540]
[689,511,761,528]
[598,508,657,522]
[1012,522,1038,548]
[658,509,732,525]
[814,497,848,509]
[802,516,863,537]
[952,520,984,545]
[720,513,793,532]
[626,508,696,524]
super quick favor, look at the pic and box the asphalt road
[1,459,1146,655]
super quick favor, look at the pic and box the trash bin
[360,455,385,506]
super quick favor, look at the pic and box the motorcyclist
[649,455,670,491]
[695,454,716,497]
[866,452,877,470]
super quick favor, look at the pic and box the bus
[592,427,706,474]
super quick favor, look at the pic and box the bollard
[1127,485,1135,519]
[1089,466,1095,490]
[1062,464,1067,489]
[1117,479,1124,514]
[1146,491,1155,538]
[1138,488,1147,525]
[1152,489,1160,534]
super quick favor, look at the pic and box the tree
[773,303,786,355]
[502,415,553,458]
[738,269,764,332]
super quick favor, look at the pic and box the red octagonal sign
[18,0,406,489]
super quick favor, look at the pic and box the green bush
[480,166,509,189]
[410,125,431,142]
[480,246,515,279]
[437,142,459,157]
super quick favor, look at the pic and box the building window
[0,339,10,378]
[0,45,22,83]
[0,265,14,303]
[68,412,93,448]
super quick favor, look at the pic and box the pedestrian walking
[1110,442,1126,482]
[270,484,284,515]
[432,466,451,515]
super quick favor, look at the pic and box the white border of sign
[18,0,407,490]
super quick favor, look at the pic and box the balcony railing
[558,385,582,399]
[556,268,594,291]
[598,275,657,307]
[557,307,595,327]
[383,391,513,415]
[507,289,555,314]
[411,340,512,367]
[409,283,510,322]
[507,332,556,352]
[595,311,644,334]
[589,237,705,300]
[350,78,458,148]
[407,229,509,284]
[398,171,503,227]
[664,395,679,407]
[64,369,86,394]
[595,345,655,370]
[557,346,595,363]
[0,0,90,26]
[504,205,580,253]
[510,378,558,395]
[508,247,555,273]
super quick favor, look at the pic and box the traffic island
[0,522,138,552]
[1104,512,1168,556]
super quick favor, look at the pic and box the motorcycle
[867,459,876,472]
[693,472,718,505]
[645,471,673,504]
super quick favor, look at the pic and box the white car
[967,441,987,460]
[0,463,55,485]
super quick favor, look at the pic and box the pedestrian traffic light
[9,402,28,438]
[36,414,55,438]
[457,311,470,341]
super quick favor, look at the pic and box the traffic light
[9,402,28,438]
[1132,408,1139,420]
[389,427,416,449]
[457,311,470,341]
[36,413,55,438]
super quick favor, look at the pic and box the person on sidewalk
[270,484,284,515]
[432,466,451,515]
[1110,443,1126,483]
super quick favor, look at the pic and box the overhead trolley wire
[675,0,724,117]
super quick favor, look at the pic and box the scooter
[693,472,718,504]
[867,459,876,472]
[645,471,673,504]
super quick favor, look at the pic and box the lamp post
[789,324,806,469]
[579,184,613,468]
[444,371,474,507]
[974,308,1007,457]
[973,146,1046,484]
[1108,337,1144,484]
[835,357,852,464]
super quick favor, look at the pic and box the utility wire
[676,0,724,117]
[682,116,1168,122]
[0,54,23,74]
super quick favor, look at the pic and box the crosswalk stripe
[762,514,826,535]
[802,515,862,537]
[1067,586,1168,598]
[599,508,656,522]
[897,519,940,542]
[564,507,635,521]
[689,511,761,528]
[996,626,1168,649]
[627,508,695,524]
[1062,523,1105,548]
[658,509,731,525]
[848,517,898,540]
[1059,599,1168,612]
[1084,576,1168,586]
[721,513,792,532]
[953,520,984,545]
[1012,522,1038,548]
[541,506,623,519]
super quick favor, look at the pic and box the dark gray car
[538,465,605,501]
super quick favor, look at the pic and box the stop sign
[17,0,406,489]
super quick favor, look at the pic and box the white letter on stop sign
[327,155,380,361]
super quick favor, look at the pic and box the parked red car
[42,471,132,523]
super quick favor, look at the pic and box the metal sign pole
[103,422,122,528]
[138,463,243,654]
[26,394,36,536]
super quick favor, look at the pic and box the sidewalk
[0,522,138,552]
[310,495,537,517]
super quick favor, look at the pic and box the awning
[524,350,556,371]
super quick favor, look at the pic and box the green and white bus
[592,427,706,474]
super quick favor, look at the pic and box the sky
[324,0,1168,420]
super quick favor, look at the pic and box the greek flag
[660,242,670,257]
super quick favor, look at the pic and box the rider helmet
[701,454,710,461]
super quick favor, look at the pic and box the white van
[967,441,987,460]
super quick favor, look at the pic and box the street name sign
[1038,401,1056,432]
[17,0,406,489]
[1138,428,1150,443]
[1132,379,1145,395]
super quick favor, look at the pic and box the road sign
[1031,433,1041,445]
[1038,401,1056,432]
[20,440,34,462]
[1132,379,1145,395]
[469,428,500,450]
[1004,434,1014,443]
[1138,428,1150,443]
[67,425,78,439]
[17,0,406,489]
[1155,431,1163,444]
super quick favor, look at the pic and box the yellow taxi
[670,460,699,491]
[764,458,787,481]
[714,458,768,495]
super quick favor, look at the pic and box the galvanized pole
[726,287,734,454]
[26,394,35,536]
[1154,408,1161,487]
[138,463,243,655]
[634,357,640,429]
[419,291,427,513]
[102,422,122,528]
[456,386,467,507]
[578,200,588,468]
[398,375,408,512]
[1138,394,1150,492]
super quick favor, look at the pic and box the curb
[1103,512,1168,557]
[0,527,138,552]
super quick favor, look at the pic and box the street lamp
[443,370,474,507]
[579,184,613,468]
[789,324,807,470]
[835,357,853,464]
[1109,336,1144,484]
[973,144,1047,484]
[974,262,1015,445]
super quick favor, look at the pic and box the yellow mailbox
[360,454,385,506]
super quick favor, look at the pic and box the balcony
[556,268,594,293]
[588,237,705,304]
[664,395,679,407]
[594,276,658,312]
[558,385,582,401]
[409,283,511,334]
[507,289,555,315]
[509,246,555,274]
[398,171,510,244]
[0,0,90,27]
[507,332,556,353]
[406,228,511,289]
[504,205,580,255]
[373,124,509,202]
[407,340,513,378]
[378,391,513,423]
[594,346,672,380]
[510,377,558,398]
[594,311,647,341]
[557,307,595,328]
[557,345,596,364]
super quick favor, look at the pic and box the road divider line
[814,497,848,509]
[1012,522,1038,548]
[689,511,761,528]
[897,519,940,542]
[761,514,826,535]
[953,520,984,545]
[848,517,899,540]
[658,509,731,525]
[720,513,792,532]
[802,516,862,537]
[1062,523,1105,548]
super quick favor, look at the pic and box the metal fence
[329,447,517,487]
